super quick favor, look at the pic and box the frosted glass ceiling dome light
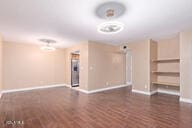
[41,45,56,51]
[96,2,126,34]
[39,39,56,52]
[95,2,126,19]
[97,21,124,34]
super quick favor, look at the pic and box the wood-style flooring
[0,86,192,128]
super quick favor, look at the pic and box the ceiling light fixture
[97,21,124,34]
[96,2,126,19]
[96,2,126,34]
[39,39,56,52]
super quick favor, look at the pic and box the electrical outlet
[145,84,148,89]
[106,82,109,86]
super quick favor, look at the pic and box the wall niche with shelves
[150,36,180,94]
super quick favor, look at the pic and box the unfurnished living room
[0,0,192,128]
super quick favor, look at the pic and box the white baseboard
[132,89,156,95]
[180,98,192,104]
[89,84,131,94]
[132,88,180,96]
[158,89,180,96]
[151,90,158,95]
[64,84,72,88]
[127,82,132,85]
[73,88,89,94]
[1,83,191,104]
[72,83,132,94]
[1,84,66,93]
[1,83,131,94]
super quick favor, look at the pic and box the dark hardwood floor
[0,86,192,128]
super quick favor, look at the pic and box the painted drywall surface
[157,36,180,91]
[149,40,158,92]
[180,31,192,99]
[126,51,132,83]
[64,42,89,90]
[127,38,180,93]
[0,36,2,92]
[3,41,123,91]
[127,40,150,92]
[88,42,126,91]
[157,36,180,59]
[3,42,65,90]
[64,41,125,91]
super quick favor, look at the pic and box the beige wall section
[127,38,180,93]
[127,40,150,92]
[0,36,2,94]
[157,36,180,59]
[180,31,192,100]
[88,41,126,91]
[3,41,124,91]
[64,41,125,91]
[64,42,89,90]
[3,42,65,90]
[157,36,180,91]
[149,40,158,91]
[126,51,132,83]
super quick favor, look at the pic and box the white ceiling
[0,0,192,47]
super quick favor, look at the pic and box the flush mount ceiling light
[96,2,126,34]
[39,39,56,52]
[95,2,126,19]
[97,21,124,34]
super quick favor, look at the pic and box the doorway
[126,51,132,84]
[71,51,80,87]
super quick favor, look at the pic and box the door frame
[126,50,132,85]
[70,51,80,87]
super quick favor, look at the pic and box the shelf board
[152,71,180,75]
[152,59,180,63]
[152,82,180,87]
